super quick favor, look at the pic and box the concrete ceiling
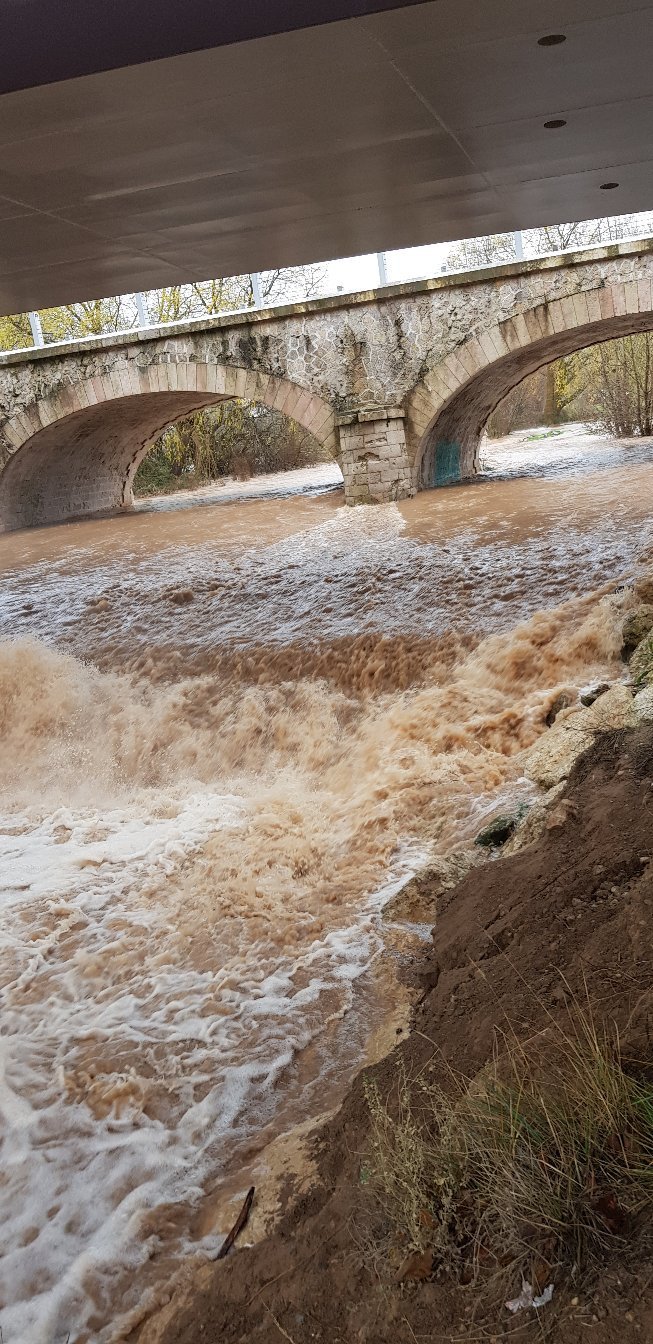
[0,0,652,316]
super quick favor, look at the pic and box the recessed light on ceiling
[538,33,567,46]
[544,119,567,129]
[600,181,619,190]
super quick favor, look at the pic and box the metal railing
[14,227,653,361]
[14,239,526,358]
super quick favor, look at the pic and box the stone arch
[405,277,653,489]
[0,361,337,530]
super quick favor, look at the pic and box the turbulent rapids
[2,426,653,1342]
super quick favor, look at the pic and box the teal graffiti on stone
[434,441,461,486]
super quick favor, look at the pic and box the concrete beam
[0,0,428,94]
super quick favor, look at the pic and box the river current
[2,424,653,1342]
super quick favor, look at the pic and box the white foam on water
[0,788,392,1342]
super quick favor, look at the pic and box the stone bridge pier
[337,407,412,504]
[2,237,653,529]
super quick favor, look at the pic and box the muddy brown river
[2,425,653,1343]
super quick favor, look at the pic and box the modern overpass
[1,237,653,530]
[0,1,652,316]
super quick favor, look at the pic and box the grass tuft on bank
[363,1002,653,1306]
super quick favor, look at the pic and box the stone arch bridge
[1,237,653,530]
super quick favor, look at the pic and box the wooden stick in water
[215,1186,255,1260]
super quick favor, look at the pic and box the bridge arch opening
[133,399,340,501]
[416,306,653,491]
[0,363,337,531]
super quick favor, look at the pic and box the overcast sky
[324,242,450,295]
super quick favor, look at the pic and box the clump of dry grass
[363,1005,653,1301]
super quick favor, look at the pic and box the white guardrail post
[134,292,150,329]
[28,311,44,347]
[250,273,263,308]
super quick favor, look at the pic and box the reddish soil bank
[153,726,653,1344]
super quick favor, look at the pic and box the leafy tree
[446,233,516,270]
[579,334,653,437]
[486,354,584,437]
[0,313,32,350]
[543,354,585,423]
[488,334,653,440]
[41,297,132,341]
[144,277,250,325]
[134,399,330,496]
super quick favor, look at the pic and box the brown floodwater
[1,425,653,1343]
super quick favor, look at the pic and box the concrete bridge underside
[3,2,653,318]
[2,238,653,530]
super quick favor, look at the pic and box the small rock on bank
[474,804,530,849]
[383,850,483,923]
[629,632,653,689]
[622,604,653,657]
[522,683,634,788]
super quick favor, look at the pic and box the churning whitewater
[2,426,653,1343]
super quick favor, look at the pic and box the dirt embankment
[144,725,653,1344]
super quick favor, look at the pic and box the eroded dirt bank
[148,724,653,1344]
